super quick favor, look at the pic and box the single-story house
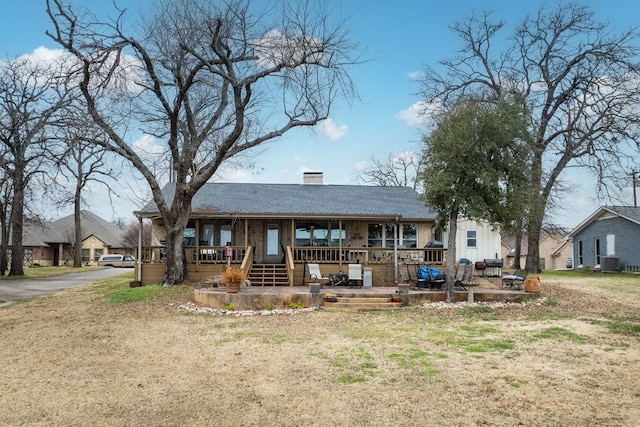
[566,206,640,272]
[134,172,503,286]
[9,210,132,267]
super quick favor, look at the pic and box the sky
[2,0,640,229]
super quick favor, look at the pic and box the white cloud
[132,134,165,158]
[396,100,442,128]
[354,161,367,171]
[317,118,348,141]
[406,70,424,80]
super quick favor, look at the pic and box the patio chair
[308,263,330,284]
[502,269,527,289]
[347,263,363,287]
[424,264,446,290]
[407,263,428,289]
[454,263,468,291]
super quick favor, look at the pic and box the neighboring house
[9,210,132,267]
[446,216,502,265]
[135,173,503,286]
[501,226,573,270]
[566,206,640,272]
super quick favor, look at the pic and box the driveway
[0,268,132,306]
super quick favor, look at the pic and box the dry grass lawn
[0,271,639,426]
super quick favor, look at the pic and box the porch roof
[136,182,436,221]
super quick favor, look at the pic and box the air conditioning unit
[601,257,619,273]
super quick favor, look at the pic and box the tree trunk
[445,210,458,303]
[74,185,83,268]
[159,205,191,286]
[0,202,8,275]
[9,181,25,276]
[513,232,523,270]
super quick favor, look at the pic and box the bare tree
[0,165,12,275]
[121,220,152,249]
[46,106,121,268]
[419,4,640,273]
[46,0,360,285]
[0,56,72,276]
[355,151,422,190]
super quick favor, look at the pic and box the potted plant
[221,266,246,293]
[324,292,337,302]
[391,291,401,303]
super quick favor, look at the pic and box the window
[466,230,477,248]
[295,221,343,246]
[368,223,417,247]
[201,224,214,246]
[184,221,196,246]
[82,248,90,263]
[367,224,383,247]
[401,224,417,248]
[594,237,600,265]
[94,249,103,261]
[578,240,583,266]
[220,224,232,246]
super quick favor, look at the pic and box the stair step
[248,264,289,286]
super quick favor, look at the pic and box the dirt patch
[0,273,638,426]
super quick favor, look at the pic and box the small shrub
[222,303,235,311]
[289,302,304,309]
[266,303,274,310]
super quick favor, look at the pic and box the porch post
[339,220,343,270]
[394,217,399,283]
[244,219,248,248]
[195,219,200,271]
[136,215,142,283]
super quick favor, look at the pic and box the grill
[483,258,503,277]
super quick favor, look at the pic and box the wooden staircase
[322,295,403,311]
[248,264,290,286]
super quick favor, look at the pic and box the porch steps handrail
[240,246,253,276]
[285,246,295,286]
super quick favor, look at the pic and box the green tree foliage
[421,96,531,301]
[420,4,640,272]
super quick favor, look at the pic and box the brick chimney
[303,171,323,184]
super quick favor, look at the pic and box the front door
[264,223,281,263]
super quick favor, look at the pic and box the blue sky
[2,1,640,228]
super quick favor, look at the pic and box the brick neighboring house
[501,226,573,270]
[10,210,132,267]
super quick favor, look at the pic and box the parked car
[566,257,573,269]
[97,254,135,268]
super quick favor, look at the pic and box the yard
[0,270,638,426]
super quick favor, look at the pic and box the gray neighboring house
[566,206,640,272]
[11,210,132,267]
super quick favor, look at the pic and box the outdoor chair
[425,264,446,290]
[502,269,527,289]
[454,263,468,291]
[308,263,330,284]
[462,263,478,286]
[347,263,363,287]
[407,263,428,289]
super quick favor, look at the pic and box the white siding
[443,218,501,264]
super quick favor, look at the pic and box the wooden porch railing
[290,246,446,266]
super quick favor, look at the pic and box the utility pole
[631,170,637,207]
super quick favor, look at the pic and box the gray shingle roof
[137,182,436,220]
[48,210,126,247]
[567,205,640,238]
